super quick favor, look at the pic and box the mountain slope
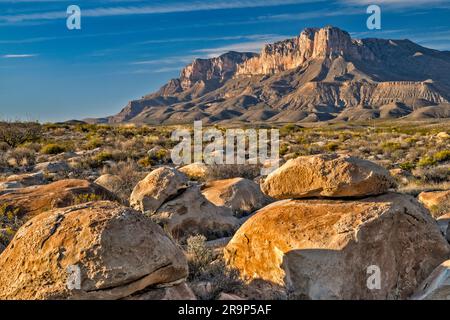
[90,26,450,124]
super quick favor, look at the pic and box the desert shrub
[101,161,146,203]
[433,150,450,163]
[186,234,243,300]
[279,144,289,156]
[325,142,339,152]
[5,147,36,167]
[381,141,402,152]
[95,151,113,163]
[186,235,215,279]
[72,193,103,205]
[84,136,103,150]
[0,142,9,152]
[41,143,66,155]
[22,142,42,152]
[399,162,416,171]
[137,156,152,168]
[206,164,260,181]
[418,156,437,167]
[0,204,22,247]
[152,148,169,162]
[280,124,302,136]
[0,121,41,148]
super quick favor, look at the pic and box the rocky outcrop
[130,167,188,213]
[261,154,395,199]
[178,51,256,92]
[224,193,450,299]
[130,167,239,242]
[0,201,188,300]
[202,178,271,216]
[237,26,369,76]
[0,179,118,219]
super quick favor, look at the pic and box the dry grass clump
[185,234,243,300]
[101,160,147,203]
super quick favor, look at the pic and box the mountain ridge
[86,26,450,124]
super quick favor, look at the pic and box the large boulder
[412,260,450,300]
[201,178,271,216]
[0,201,188,300]
[5,171,46,187]
[94,174,124,195]
[261,154,395,199]
[224,193,450,299]
[418,190,450,218]
[34,161,70,173]
[179,163,211,181]
[153,186,239,243]
[0,179,118,220]
[130,167,188,213]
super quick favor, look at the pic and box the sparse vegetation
[41,143,66,155]
[0,121,41,148]
[186,234,243,300]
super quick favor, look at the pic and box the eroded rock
[225,193,449,299]
[0,201,188,300]
[261,154,395,199]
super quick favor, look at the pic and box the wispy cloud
[193,35,289,57]
[0,0,324,23]
[2,53,37,58]
[136,33,287,45]
[131,55,199,66]
[339,0,450,7]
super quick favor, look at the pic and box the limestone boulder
[94,174,124,195]
[418,190,450,218]
[34,161,70,173]
[0,181,23,194]
[130,167,188,213]
[261,154,395,199]
[0,201,188,300]
[153,186,239,243]
[179,163,211,181]
[5,171,46,187]
[0,179,118,220]
[201,178,271,216]
[225,193,450,299]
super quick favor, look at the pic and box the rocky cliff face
[156,51,256,96]
[236,26,374,76]
[89,26,450,124]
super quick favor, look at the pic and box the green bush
[325,142,339,152]
[381,141,402,152]
[41,143,66,155]
[95,151,113,163]
[399,162,415,171]
[418,156,437,167]
[433,150,450,163]
[85,137,103,150]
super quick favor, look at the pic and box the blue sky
[1,0,450,122]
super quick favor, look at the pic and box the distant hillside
[87,26,450,124]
